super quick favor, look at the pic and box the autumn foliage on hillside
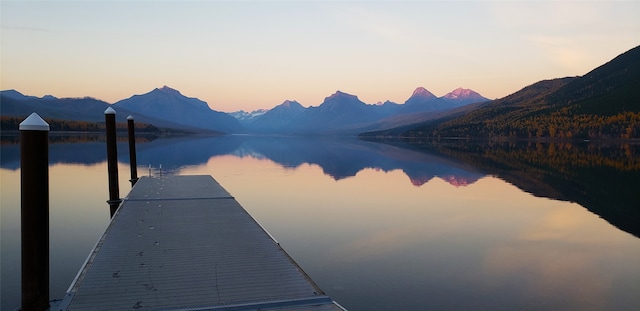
[0,116,161,133]
[366,46,640,141]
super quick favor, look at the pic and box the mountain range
[114,86,243,133]
[243,87,489,134]
[362,45,640,140]
[2,45,638,138]
[1,85,488,135]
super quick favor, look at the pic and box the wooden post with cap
[127,115,139,186]
[20,112,50,311]
[105,107,121,217]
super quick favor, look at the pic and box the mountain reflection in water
[2,134,639,310]
[1,134,484,186]
[2,135,637,238]
[382,139,640,238]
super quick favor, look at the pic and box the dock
[53,175,343,310]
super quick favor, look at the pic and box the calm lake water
[2,134,639,310]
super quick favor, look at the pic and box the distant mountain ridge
[443,87,488,105]
[113,86,243,133]
[228,109,268,124]
[241,87,488,134]
[247,100,306,132]
[0,86,244,134]
[2,85,487,134]
[401,87,442,113]
[1,90,127,123]
[4,46,637,137]
[362,45,640,140]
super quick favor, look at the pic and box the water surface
[2,135,639,310]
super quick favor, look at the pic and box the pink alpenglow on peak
[441,175,481,187]
[410,176,432,187]
[443,87,484,100]
[411,87,436,99]
[410,175,480,187]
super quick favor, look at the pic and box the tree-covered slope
[363,45,640,140]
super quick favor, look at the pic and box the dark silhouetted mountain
[1,89,39,101]
[1,90,119,122]
[113,86,244,133]
[547,45,640,116]
[246,91,385,134]
[247,100,306,132]
[243,88,488,134]
[363,45,640,139]
[0,89,207,132]
[395,86,487,115]
[3,84,490,135]
[353,101,487,137]
[302,91,382,129]
[321,88,486,136]
[400,87,447,113]
[316,91,375,121]
[376,100,403,115]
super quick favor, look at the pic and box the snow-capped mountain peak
[229,109,268,121]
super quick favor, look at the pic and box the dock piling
[127,115,138,186]
[19,113,50,311]
[104,107,121,217]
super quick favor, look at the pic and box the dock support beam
[20,113,50,311]
[105,107,121,217]
[127,115,138,186]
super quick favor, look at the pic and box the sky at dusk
[1,1,638,112]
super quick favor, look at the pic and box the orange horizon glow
[2,1,638,112]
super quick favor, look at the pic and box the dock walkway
[55,175,343,310]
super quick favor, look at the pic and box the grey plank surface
[58,175,342,311]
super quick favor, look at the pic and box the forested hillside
[364,45,640,140]
[1,116,161,133]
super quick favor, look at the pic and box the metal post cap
[127,115,134,120]
[104,107,116,115]
[19,112,50,131]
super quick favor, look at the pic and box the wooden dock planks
[55,175,343,310]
